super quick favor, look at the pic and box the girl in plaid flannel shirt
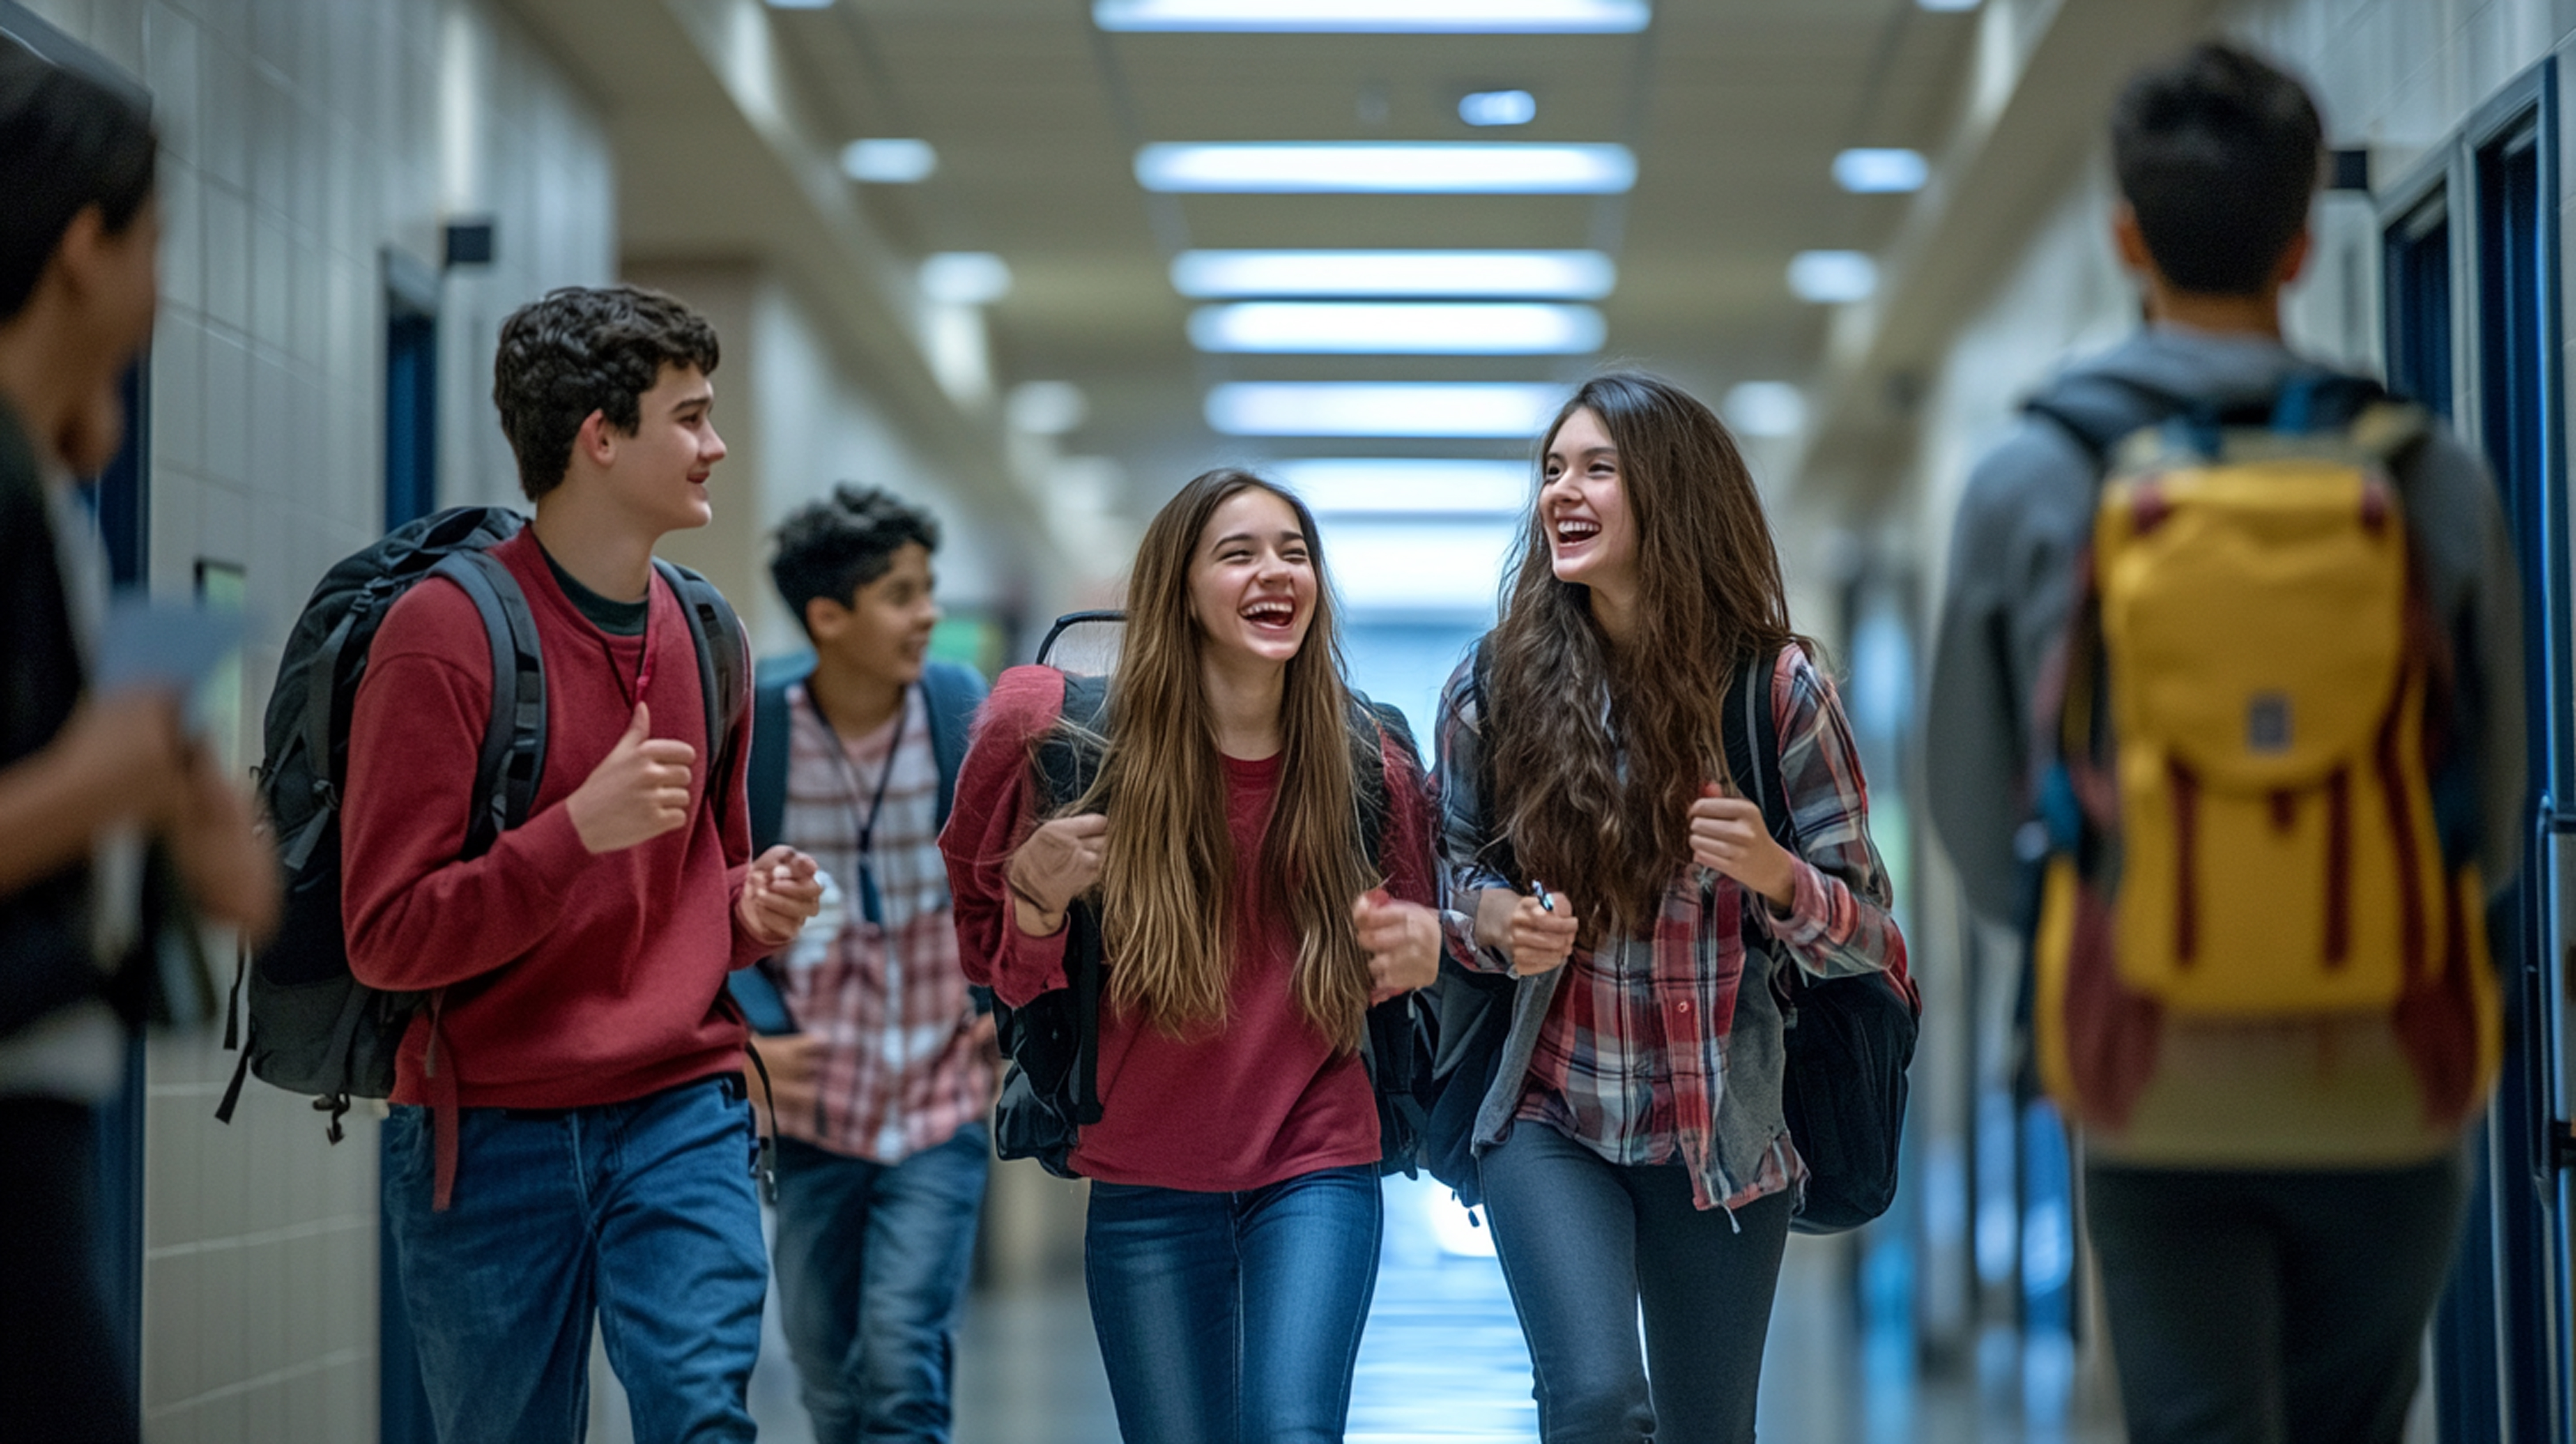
[1435,373,1906,1444]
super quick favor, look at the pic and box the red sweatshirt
[341,532,767,1120]
[941,665,1439,1191]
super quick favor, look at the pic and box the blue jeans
[1083,1165,1383,1444]
[381,1075,768,1444]
[771,1122,991,1443]
[1479,1121,1792,1444]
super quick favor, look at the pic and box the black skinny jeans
[1479,1121,1793,1444]
[2083,1150,2471,1444]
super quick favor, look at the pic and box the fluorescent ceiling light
[1314,520,1522,612]
[1208,383,1564,438]
[1095,1,1648,33]
[1136,142,1635,194]
[764,0,834,8]
[920,252,1012,305]
[1459,90,1538,127]
[1724,382,1806,439]
[1007,381,1089,435]
[1191,302,1603,355]
[842,138,938,183]
[1276,458,1529,515]
[1172,250,1614,300]
[1917,0,1979,10]
[1787,250,1878,303]
[1832,147,1928,194]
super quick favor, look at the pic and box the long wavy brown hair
[1056,469,1379,1048]
[1483,372,1803,935]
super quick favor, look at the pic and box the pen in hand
[1530,879,1555,913]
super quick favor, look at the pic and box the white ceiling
[764,0,1981,513]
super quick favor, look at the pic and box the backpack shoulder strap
[2022,373,2186,470]
[748,676,794,854]
[1720,646,1794,850]
[1039,671,1112,810]
[920,661,988,830]
[1346,694,1414,875]
[427,549,546,855]
[656,560,749,817]
[1034,666,1112,1128]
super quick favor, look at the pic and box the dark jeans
[1084,1164,1383,1444]
[772,1122,991,1444]
[1478,1121,1793,1444]
[0,1097,135,1444]
[382,1075,768,1444]
[2084,1151,2472,1444]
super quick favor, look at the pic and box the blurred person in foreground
[1926,42,2523,1444]
[0,38,276,1443]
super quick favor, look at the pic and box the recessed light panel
[1276,458,1530,515]
[842,138,938,183]
[1096,1,1648,32]
[1190,302,1603,355]
[1171,250,1615,300]
[1459,90,1538,127]
[1832,147,1928,194]
[1787,250,1878,303]
[1136,143,1635,194]
[1207,383,1565,438]
[1724,382,1807,439]
[920,253,1012,305]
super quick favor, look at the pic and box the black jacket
[0,400,111,1037]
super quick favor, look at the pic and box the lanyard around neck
[807,684,909,856]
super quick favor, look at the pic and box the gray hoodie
[1924,325,2526,1167]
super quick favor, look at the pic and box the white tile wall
[14,2,616,1440]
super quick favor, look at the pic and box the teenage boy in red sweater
[341,285,821,1442]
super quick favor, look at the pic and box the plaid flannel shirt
[1436,644,1907,1211]
[774,683,994,1163]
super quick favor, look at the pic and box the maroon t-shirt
[942,665,1438,1191]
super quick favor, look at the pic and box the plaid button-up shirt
[774,682,994,1163]
[1438,644,1908,1211]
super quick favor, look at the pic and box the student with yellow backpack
[1926,43,2526,1444]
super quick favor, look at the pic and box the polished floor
[719,1171,2126,1444]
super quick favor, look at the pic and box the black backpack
[215,505,748,1140]
[992,625,1433,1179]
[1423,638,1917,1232]
[1718,650,1919,1235]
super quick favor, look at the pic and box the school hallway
[12,0,2576,1440]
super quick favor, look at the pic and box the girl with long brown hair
[942,469,1443,1444]
[1434,373,1908,1443]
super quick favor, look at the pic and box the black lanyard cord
[806,684,909,856]
[795,682,908,1141]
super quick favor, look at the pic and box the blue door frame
[2387,57,2572,1444]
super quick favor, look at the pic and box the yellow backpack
[2027,375,2498,1125]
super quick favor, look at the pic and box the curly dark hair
[1483,372,1806,936]
[491,285,721,500]
[0,40,157,323]
[770,484,943,636]
[2112,42,2323,296]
